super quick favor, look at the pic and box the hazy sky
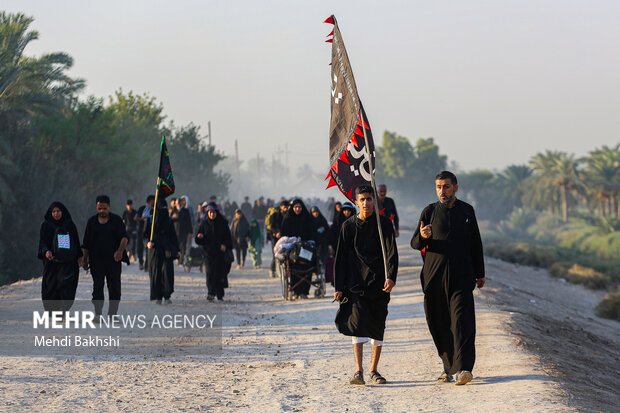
[6,0,620,172]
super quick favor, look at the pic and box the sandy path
[0,232,604,412]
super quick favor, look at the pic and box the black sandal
[350,371,365,385]
[437,372,454,383]
[370,370,387,384]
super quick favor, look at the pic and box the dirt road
[1,232,616,412]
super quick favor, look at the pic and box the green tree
[529,150,582,222]
[583,144,620,217]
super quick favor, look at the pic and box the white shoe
[455,370,473,385]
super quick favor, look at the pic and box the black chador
[38,202,82,313]
[195,209,233,300]
[411,199,484,375]
[145,204,179,301]
[334,213,398,341]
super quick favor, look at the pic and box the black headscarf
[44,201,72,227]
[281,198,314,241]
[39,201,80,260]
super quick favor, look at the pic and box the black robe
[410,199,484,374]
[38,202,82,312]
[334,213,398,341]
[310,210,329,262]
[145,208,179,300]
[230,215,250,249]
[195,212,233,298]
[281,199,314,241]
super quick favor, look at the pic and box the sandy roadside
[0,231,615,412]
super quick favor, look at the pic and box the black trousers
[137,231,145,266]
[424,274,476,375]
[234,246,247,266]
[90,260,122,315]
[126,229,137,257]
[205,259,226,299]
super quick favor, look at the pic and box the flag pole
[149,178,160,242]
[359,112,389,281]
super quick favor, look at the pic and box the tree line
[0,12,229,285]
[375,130,619,224]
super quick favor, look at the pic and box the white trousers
[351,337,383,346]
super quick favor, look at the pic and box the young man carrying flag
[324,15,398,385]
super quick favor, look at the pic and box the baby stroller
[276,239,326,301]
[184,246,204,273]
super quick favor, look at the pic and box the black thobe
[410,199,484,374]
[334,213,398,341]
[195,213,233,299]
[145,211,179,301]
[176,208,193,255]
[38,202,82,313]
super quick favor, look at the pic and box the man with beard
[82,195,128,318]
[377,184,400,238]
[410,171,485,386]
[334,186,398,386]
[266,200,290,278]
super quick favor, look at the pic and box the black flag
[157,136,175,198]
[324,15,375,201]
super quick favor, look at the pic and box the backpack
[265,207,278,233]
[52,226,79,263]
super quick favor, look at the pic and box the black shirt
[410,199,484,289]
[122,209,138,230]
[82,214,128,262]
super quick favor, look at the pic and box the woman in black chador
[38,201,82,313]
[195,204,233,301]
[145,199,180,304]
[281,198,315,298]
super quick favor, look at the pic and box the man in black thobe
[377,184,400,238]
[411,171,485,385]
[82,195,128,317]
[334,186,398,386]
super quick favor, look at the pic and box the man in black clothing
[240,196,252,219]
[82,195,128,317]
[334,186,398,386]
[136,195,155,271]
[377,184,399,238]
[122,200,138,262]
[410,171,485,386]
[266,200,289,278]
[252,198,269,231]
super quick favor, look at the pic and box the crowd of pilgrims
[38,194,362,310]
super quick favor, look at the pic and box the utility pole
[257,152,261,194]
[235,140,240,198]
[272,153,276,189]
[208,121,212,146]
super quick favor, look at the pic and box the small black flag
[157,136,175,198]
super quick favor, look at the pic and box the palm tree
[498,164,532,211]
[529,151,582,222]
[583,144,620,217]
[0,12,84,129]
